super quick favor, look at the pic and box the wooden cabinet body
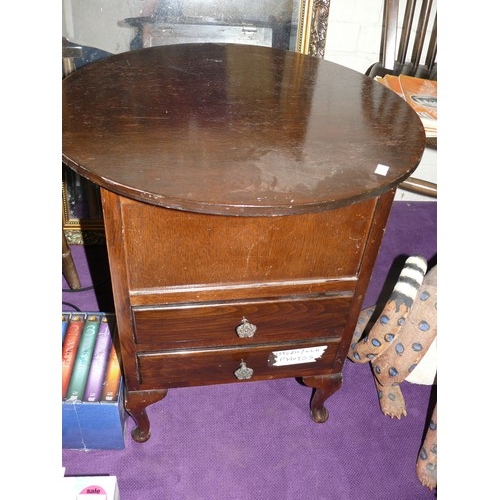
[62,43,425,442]
[101,188,394,441]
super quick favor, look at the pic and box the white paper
[270,346,327,366]
[375,164,389,176]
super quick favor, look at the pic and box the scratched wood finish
[62,43,425,216]
[62,44,426,441]
[119,195,377,291]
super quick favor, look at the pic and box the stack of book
[375,74,437,138]
[62,312,121,403]
[62,312,127,450]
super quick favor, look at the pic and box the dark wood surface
[63,43,425,216]
[62,44,426,443]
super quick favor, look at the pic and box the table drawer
[136,340,340,389]
[132,296,350,348]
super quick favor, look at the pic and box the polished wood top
[62,43,425,216]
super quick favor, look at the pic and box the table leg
[302,373,343,423]
[125,389,168,442]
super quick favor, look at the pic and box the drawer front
[132,296,350,348]
[136,340,340,389]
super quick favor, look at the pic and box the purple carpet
[62,200,437,499]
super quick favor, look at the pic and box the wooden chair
[367,0,436,80]
[366,0,437,198]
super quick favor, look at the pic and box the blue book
[62,313,71,343]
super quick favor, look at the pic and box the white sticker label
[269,346,327,366]
[375,164,389,176]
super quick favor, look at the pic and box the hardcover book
[375,74,437,138]
[62,313,86,399]
[83,314,115,402]
[100,343,122,403]
[398,75,437,137]
[374,74,404,98]
[65,314,102,402]
[62,313,71,344]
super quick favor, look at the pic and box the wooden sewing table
[62,43,425,442]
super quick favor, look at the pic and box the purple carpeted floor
[62,200,437,499]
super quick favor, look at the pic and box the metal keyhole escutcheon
[236,318,257,338]
[234,360,254,380]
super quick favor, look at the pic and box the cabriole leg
[125,389,168,442]
[302,373,343,423]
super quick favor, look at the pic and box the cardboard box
[62,474,120,499]
[62,380,127,450]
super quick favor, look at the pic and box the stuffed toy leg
[348,255,437,490]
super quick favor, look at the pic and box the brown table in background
[62,43,425,442]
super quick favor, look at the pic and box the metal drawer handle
[234,360,254,380]
[236,318,257,338]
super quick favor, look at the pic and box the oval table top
[62,43,426,216]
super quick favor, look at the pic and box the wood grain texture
[133,296,349,347]
[63,43,425,216]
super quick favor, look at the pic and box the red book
[61,313,86,399]
[100,343,122,402]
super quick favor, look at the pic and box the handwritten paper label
[268,346,327,366]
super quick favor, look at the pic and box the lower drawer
[136,340,340,389]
